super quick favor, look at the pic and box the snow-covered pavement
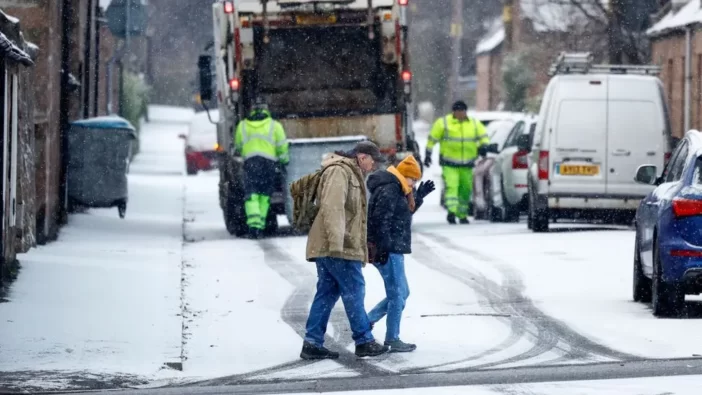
[3,107,702,393]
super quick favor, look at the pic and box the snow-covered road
[3,107,702,393]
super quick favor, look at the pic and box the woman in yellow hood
[365,155,435,352]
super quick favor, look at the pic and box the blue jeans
[367,253,410,342]
[304,257,375,347]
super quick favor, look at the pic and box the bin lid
[71,116,137,134]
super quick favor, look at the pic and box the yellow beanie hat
[396,155,422,180]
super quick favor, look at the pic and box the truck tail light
[229,78,240,91]
[512,151,528,169]
[401,70,411,83]
[224,1,234,14]
[398,0,408,5]
[672,197,702,218]
[538,151,549,180]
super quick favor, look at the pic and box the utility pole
[447,0,463,111]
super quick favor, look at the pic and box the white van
[521,53,673,232]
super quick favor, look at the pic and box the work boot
[355,341,389,357]
[300,341,339,360]
[248,228,262,240]
[447,213,457,225]
[459,217,470,225]
[385,339,417,353]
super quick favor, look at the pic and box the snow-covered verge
[0,108,192,391]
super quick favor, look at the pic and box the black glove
[376,249,390,265]
[478,145,488,157]
[423,149,432,168]
[416,180,436,200]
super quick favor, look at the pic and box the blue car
[633,131,702,317]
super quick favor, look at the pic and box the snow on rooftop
[476,17,505,55]
[648,0,702,37]
[520,0,605,33]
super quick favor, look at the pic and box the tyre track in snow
[258,239,395,378]
[407,231,639,373]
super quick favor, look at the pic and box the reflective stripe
[428,136,440,143]
[243,152,279,161]
[443,116,449,140]
[443,136,483,143]
[276,139,288,147]
[241,119,276,145]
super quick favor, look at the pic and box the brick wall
[476,51,504,111]
[651,32,697,140]
[5,0,64,243]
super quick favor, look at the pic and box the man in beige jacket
[300,141,389,360]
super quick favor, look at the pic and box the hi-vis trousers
[442,166,473,219]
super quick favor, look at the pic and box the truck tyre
[224,186,248,237]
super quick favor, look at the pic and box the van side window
[504,122,525,148]
[665,141,688,183]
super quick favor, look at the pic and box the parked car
[473,118,518,219]
[632,130,702,317]
[438,111,522,211]
[525,53,672,232]
[485,114,537,222]
[180,110,220,175]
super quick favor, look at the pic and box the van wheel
[633,232,652,303]
[532,205,549,233]
[652,237,684,317]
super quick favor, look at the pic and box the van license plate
[558,164,599,176]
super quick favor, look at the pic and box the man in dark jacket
[366,155,435,352]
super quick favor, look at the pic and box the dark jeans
[304,257,375,347]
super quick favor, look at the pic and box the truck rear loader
[198,0,420,237]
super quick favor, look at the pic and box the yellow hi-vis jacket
[234,111,289,165]
[426,114,489,167]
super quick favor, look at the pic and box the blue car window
[694,157,702,185]
[665,141,688,183]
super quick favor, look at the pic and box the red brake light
[512,151,528,169]
[229,78,240,91]
[398,0,408,5]
[672,198,702,218]
[224,1,234,14]
[671,249,702,257]
[538,151,549,180]
[401,70,411,83]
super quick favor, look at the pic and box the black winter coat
[367,170,424,255]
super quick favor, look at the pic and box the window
[693,156,702,185]
[665,140,688,183]
[527,122,537,147]
[504,121,525,148]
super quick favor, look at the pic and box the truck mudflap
[283,135,368,225]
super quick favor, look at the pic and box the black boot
[248,228,262,240]
[355,341,389,357]
[300,341,340,360]
[459,217,470,224]
[447,213,457,225]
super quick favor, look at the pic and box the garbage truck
[197,0,420,237]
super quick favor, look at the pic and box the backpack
[289,169,325,233]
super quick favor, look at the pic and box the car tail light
[538,151,549,180]
[512,151,528,169]
[671,249,702,257]
[672,197,702,218]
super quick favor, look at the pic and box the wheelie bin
[66,116,137,218]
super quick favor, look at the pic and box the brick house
[475,16,504,111]
[648,0,702,140]
[3,0,119,246]
[0,9,36,280]
[475,0,606,111]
